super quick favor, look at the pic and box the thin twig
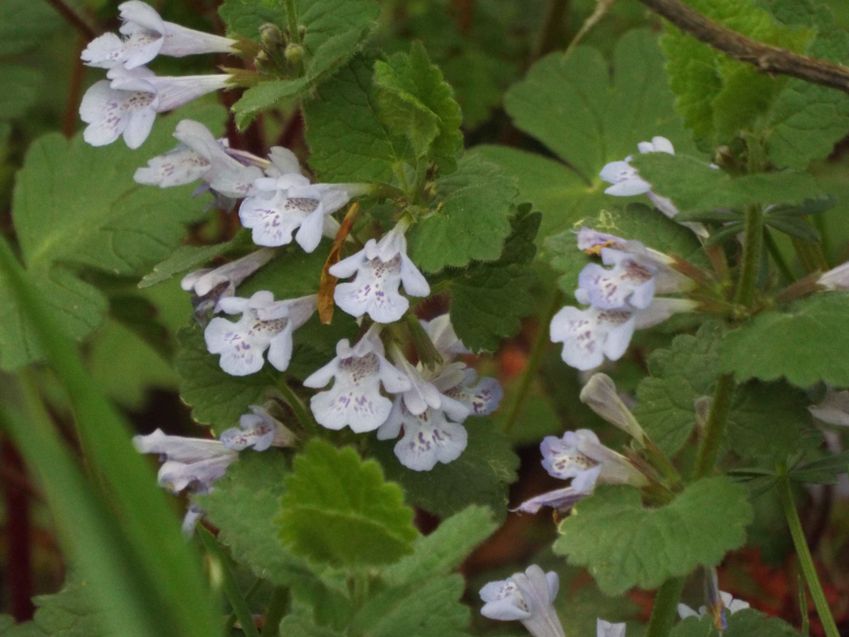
[639,0,849,93]
[63,37,86,138]
[43,0,97,40]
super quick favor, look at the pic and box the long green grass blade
[0,237,221,637]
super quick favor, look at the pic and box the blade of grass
[197,527,261,637]
[0,382,166,637]
[0,238,220,637]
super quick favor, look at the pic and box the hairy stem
[502,289,562,433]
[692,373,735,479]
[646,577,686,637]
[778,476,840,637]
[284,0,301,44]
[764,229,795,283]
[734,205,764,307]
[638,0,849,94]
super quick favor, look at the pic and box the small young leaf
[305,58,405,184]
[407,154,517,273]
[555,477,753,595]
[278,440,419,567]
[373,42,463,172]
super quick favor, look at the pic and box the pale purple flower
[133,140,213,187]
[204,291,316,376]
[181,248,275,320]
[80,67,230,148]
[541,429,645,492]
[479,565,565,637]
[331,224,430,323]
[597,619,627,637]
[219,405,296,451]
[549,306,636,371]
[239,172,364,252]
[579,373,647,443]
[377,401,469,472]
[576,256,658,310]
[304,327,411,433]
[81,0,235,70]
[510,486,587,515]
[134,428,237,493]
[444,369,503,416]
[549,299,697,371]
[513,429,646,515]
[135,429,236,533]
[599,136,678,219]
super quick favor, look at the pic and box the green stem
[502,289,562,433]
[734,205,764,307]
[778,476,840,637]
[196,527,261,637]
[692,373,736,479]
[260,587,289,637]
[284,0,301,44]
[764,229,795,283]
[646,577,686,637]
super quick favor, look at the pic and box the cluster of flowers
[79,1,238,148]
[549,227,697,371]
[547,135,707,371]
[133,404,295,533]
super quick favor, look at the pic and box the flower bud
[579,373,647,444]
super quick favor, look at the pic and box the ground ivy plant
[1,0,849,636]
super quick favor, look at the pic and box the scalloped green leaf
[407,154,517,273]
[278,440,418,567]
[554,478,753,595]
[720,292,849,387]
[2,103,225,371]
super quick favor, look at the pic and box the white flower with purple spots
[81,1,235,70]
[80,67,230,148]
[181,248,275,320]
[134,428,237,494]
[133,140,212,188]
[204,291,315,376]
[512,429,646,515]
[219,405,296,451]
[239,175,359,252]
[331,224,430,323]
[304,327,411,433]
[599,136,678,219]
[377,401,469,472]
[480,565,565,637]
[444,368,503,416]
[549,305,636,371]
[576,254,658,311]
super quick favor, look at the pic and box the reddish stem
[2,439,34,620]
